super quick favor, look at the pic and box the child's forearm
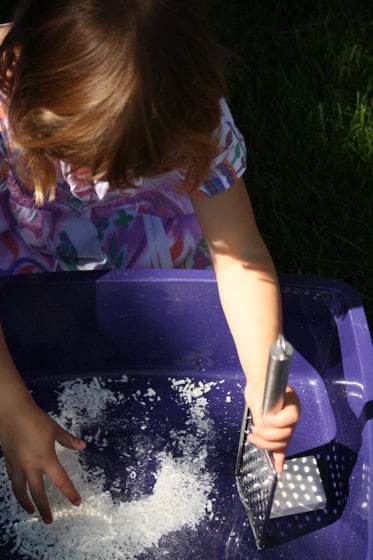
[211,243,300,474]
[214,252,281,412]
[0,325,86,523]
[0,324,34,423]
[191,179,282,411]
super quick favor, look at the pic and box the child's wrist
[0,370,33,419]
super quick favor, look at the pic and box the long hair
[0,0,225,204]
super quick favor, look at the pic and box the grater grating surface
[235,407,277,549]
[235,335,292,549]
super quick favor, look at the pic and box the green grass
[208,0,373,332]
[1,1,372,333]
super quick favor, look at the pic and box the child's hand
[0,399,86,523]
[245,385,300,474]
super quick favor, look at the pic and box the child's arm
[191,177,300,473]
[0,325,86,523]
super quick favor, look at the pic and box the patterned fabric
[0,95,246,274]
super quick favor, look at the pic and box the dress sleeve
[198,98,247,197]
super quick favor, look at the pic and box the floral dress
[0,95,246,274]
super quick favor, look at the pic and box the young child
[0,0,300,524]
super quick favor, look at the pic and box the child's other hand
[245,385,300,474]
[0,400,86,523]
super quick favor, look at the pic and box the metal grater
[235,408,277,548]
[235,334,293,549]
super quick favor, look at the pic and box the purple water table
[0,269,372,559]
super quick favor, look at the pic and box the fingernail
[44,517,53,525]
[73,497,81,507]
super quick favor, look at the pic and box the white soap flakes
[0,375,219,559]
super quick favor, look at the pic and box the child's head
[0,0,225,203]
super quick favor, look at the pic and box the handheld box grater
[235,334,292,549]
[235,334,327,549]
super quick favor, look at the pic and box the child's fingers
[15,461,81,524]
[28,471,53,524]
[10,470,35,515]
[283,385,301,417]
[55,425,86,451]
[46,460,82,508]
[247,427,292,450]
[248,402,299,447]
[262,390,300,430]
[245,385,300,429]
[245,384,301,475]
[248,399,299,448]
[261,411,298,432]
[273,449,286,474]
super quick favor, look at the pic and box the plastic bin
[0,269,372,559]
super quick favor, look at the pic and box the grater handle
[262,334,293,417]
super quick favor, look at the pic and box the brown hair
[0,0,225,204]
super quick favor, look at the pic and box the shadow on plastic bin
[224,398,373,557]
[253,398,373,551]
[265,439,358,547]
[224,440,359,558]
[276,396,373,547]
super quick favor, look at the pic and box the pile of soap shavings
[0,375,218,560]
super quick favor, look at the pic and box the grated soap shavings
[0,375,218,559]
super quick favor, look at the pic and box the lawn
[1,1,372,331]
[207,0,372,331]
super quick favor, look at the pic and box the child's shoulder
[0,24,11,45]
